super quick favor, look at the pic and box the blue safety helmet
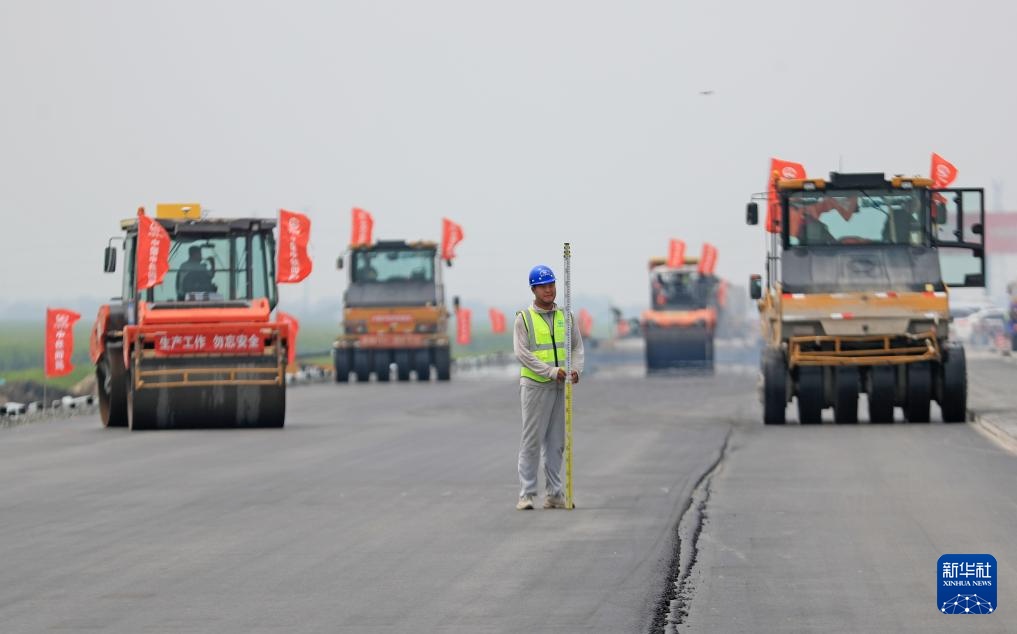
[528,264,556,287]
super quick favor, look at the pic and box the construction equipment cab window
[139,233,278,306]
[352,249,435,284]
[788,190,928,247]
[651,270,715,310]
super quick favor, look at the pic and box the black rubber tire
[394,350,411,381]
[1011,334,1016,352]
[867,366,895,423]
[644,337,659,372]
[353,350,371,383]
[796,366,824,424]
[939,346,967,423]
[413,349,431,381]
[98,343,128,428]
[373,350,391,382]
[333,348,351,383]
[761,348,787,425]
[435,346,451,381]
[126,381,151,431]
[833,367,859,424]
[904,362,931,423]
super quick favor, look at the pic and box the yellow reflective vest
[518,307,567,382]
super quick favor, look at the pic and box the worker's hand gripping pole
[563,242,575,510]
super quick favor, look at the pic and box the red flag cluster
[456,308,472,345]
[135,208,171,291]
[667,239,686,269]
[489,308,507,334]
[442,218,464,262]
[350,207,374,247]
[698,243,718,276]
[46,308,81,377]
[277,209,312,284]
[766,158,806,233]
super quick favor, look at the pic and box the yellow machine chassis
[788,330,940,368]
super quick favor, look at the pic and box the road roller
[642,247,722,373]
[89,203,290,430]
[333,240,456,383]
[746,171,986,424]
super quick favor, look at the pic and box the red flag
[488,308,506,334]
[578,309,593,339]
[350,207,374,247]
[277,311,299,366]
[456,308,472,345]
[277,209,312,284]
[766,158,806,233]
[667,239,686,268]
[441,218,464,262]
[135,207,171,291]
[930,153,958,188]
[698,243,718,276]
[45,308,81,377]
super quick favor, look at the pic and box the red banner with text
[45,308,81,377]
[136,208,171,291]
[698,243,718,276]
[277,209,312,283]
[351,207,374,247]
[766,158,806,233]
[441,218,464,262]
[456,308,472,345]
[667,239,686,268]
[488,308,506,334]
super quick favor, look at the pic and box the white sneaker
[543,494,567,509]
[516,495,535,510]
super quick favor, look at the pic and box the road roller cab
[746,172,986,424]
[90,203,290,430]
[641,253,721,372]
[333,240,453,382]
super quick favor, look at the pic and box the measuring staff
[513,264,584,511]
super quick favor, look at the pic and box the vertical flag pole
[563,242,575,510]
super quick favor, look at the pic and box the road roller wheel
[939,346,967,423]
[373,350,391,382]
[98,343,128,428]
[435,346,451,381]
[333,348,351,383]
[394,350,411,381]
[353,350,371,383]
[797,366,824,424]
[833,367,859,424]
[761,348,787,425]
[413,349,431,381]
[904,362,931,423]
[867,366,895,423]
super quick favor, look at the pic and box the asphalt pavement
[2,342,1015,633]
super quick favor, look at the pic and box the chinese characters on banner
[45,308,81,377]
[766,158,806,233]
[698,243,718,275]
[441,218,464,262]
[277,311,299,366]
[136,208,171,290]
[488,308,507,334]
[456,308,472,345]
[667,239,686,269]
[154,330,266,355]
[578,309,593,339]
[277,209,312,284]
[350,207,374,247]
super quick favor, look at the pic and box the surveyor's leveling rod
[563,242,575,510]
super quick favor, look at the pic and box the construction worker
[514,264,584,510]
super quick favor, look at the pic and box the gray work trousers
[517,382,565,498]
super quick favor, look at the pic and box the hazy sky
[2,1,1015,316]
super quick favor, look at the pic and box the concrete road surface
[2,344,1015,633]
